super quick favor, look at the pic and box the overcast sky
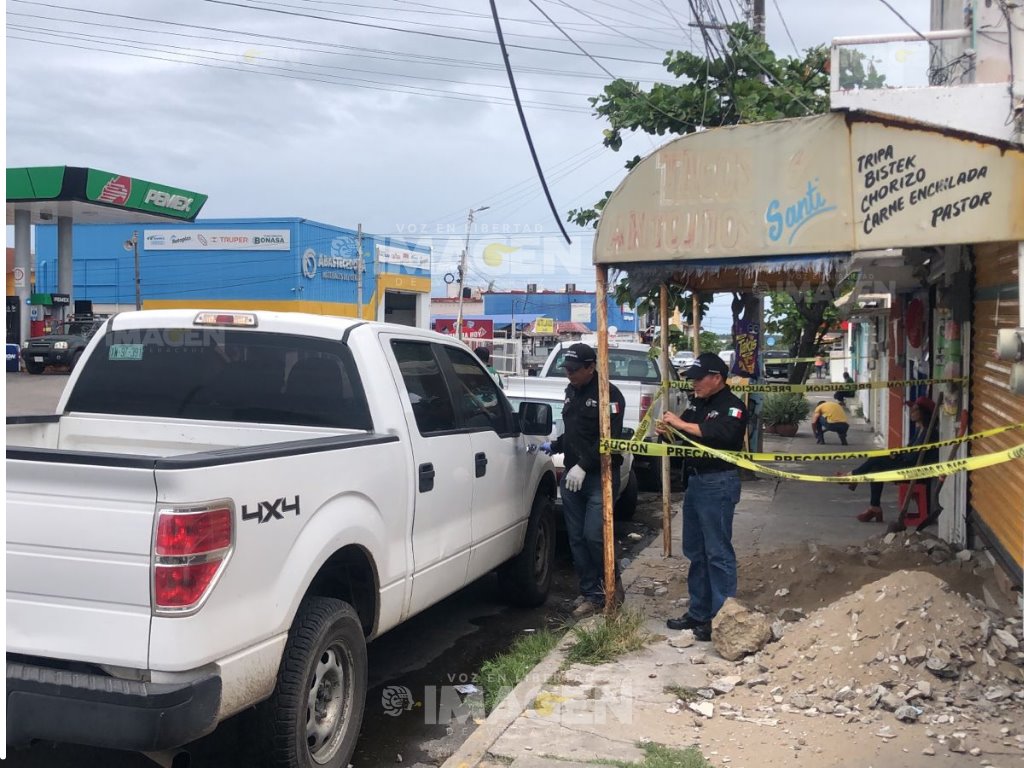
[6,0,928,330]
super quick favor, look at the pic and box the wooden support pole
[692,292,701,355]
[596,265,617,614]
[660,284,672,557]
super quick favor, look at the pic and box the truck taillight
[153,502,233,614]
[639,394,654,423]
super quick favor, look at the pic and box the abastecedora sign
[86,169,208,221]
[594,113,1024,263]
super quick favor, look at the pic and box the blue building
[34,218,432,326]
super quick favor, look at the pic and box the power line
[874,0,929,42]
[200,0,666,63]
[8,11,655,82]
[8,34,591,113]
[771,0,799,56]
[224,0,673,50]
[486,0,571,244]
[8,22,600,98]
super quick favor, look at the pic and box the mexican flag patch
[611,402,621,414]
[728,407,743,419]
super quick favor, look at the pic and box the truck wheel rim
[306,643,351,764]
[533,516,551,583]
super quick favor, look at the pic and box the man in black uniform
[656,353,748,640]
[544,343,626,617]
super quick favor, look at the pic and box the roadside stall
[591,112,1024,606]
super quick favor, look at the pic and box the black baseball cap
[561,343,596,370]
[684,352,730,380]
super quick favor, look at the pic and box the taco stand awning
[594,112,1024,283]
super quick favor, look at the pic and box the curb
[442,526,673,768]
[440,631,574,768]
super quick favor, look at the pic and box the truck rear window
[546,348,667,383]
[66,328,372,430]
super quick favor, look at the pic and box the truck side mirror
[518,402,553,436]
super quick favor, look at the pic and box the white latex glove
[564,465,586,492]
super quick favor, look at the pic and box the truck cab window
[441,346,513,434]
[390,340,458,435]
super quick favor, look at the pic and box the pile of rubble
[676,570,1024,748]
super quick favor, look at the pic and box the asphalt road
[5,370,665,768]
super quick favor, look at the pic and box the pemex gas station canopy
[6,166,208,224]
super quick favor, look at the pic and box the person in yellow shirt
[811,399,849,445]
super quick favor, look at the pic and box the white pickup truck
[6,309,558,768]
[504,341,687,489]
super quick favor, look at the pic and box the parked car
[22,314,106,374]
[671,350,695,372]
[6,309,558,768]
[763,351,791,379]
[504,341,688,490]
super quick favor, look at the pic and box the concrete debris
[688,701,714,719]
[711,676,742,695]
[894,705,922,722]
[712,598,772,662]
[774,588,790,598]
[983,686,1013,702]
[778,608,806,623]
[771,621,787,641]
[955,549,972,562]
[994,629,1019,650]
[922,746,935,756]
[668,631,696,649]
[689,653,707,665]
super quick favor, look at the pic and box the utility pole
[455,206,489,341]
[752,0,765,37]
[356,223,363,320]
[123,231,141,310]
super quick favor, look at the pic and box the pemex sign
[85,169,208,221]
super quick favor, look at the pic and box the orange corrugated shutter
[971,242,1024,573]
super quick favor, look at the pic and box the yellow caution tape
[600,431,1024,483]
[668,376,967,394]
[602,422,1024,464]
[634,377,965,440]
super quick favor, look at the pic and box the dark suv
[763,351,791,380]
[23,316,106,374]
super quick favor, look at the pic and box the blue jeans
[682,470,741,622]
[561,468,620,605]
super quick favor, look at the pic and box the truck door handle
[419,462,435,493]
[475,452,488,478]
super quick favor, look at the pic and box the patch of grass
[591,742,712,768]
[478,629,563,712]
[662,683,700,703]
[565,609,651,665]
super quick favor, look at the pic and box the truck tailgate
[7,458,155,668]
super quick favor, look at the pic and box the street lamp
[455,206,489,341]
[122,231,141,311]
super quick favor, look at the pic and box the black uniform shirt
[681,385,749,473]
[551,373,625,473]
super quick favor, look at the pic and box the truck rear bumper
[6,661,222,751]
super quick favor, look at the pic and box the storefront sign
[376,244,429,271]
[436,318,493,339]
[300,248,359,281]
[86,169,207,221]
[570,304,592,323]
[50,294,71,306]
[594,113,1024,263]
[144,229,291,251]
[851,121,1024,247]
[533,317,555,335]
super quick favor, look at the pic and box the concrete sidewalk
[440,416,1023,768]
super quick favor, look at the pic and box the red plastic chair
[897,483,929,527]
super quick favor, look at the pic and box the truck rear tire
[259,597,367,768]
[498,493,555,607]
